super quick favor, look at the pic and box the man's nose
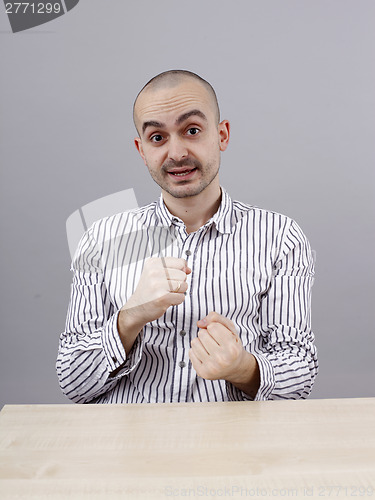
[167,136,188,161]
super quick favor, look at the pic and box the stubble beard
[148,157,220,199]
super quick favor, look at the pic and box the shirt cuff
[226,352,275,402]
[252,352,275,401]
[102,310,143,376]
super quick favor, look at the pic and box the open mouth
[168,168,197,178]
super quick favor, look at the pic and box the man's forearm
[117,309,144,355]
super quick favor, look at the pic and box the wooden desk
[0,398,374,499]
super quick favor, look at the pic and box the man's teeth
[171,170,193,176]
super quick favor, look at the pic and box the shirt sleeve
[227,219,318,402]
[56,223,143,403]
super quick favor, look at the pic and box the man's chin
[163,183,206,199]
[151,168,219,199]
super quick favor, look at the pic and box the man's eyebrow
[141,110,207,135]
[176,109,207,125]
[142,120,166,134]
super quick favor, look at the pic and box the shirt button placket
[172,243,194,401]
[184,250,192,294]
[178,331,187,370]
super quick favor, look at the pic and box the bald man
[57,70,318,404]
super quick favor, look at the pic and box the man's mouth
[167,167,197,177]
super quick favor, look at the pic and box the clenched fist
[117,257,191,353]
[189,311,260,399]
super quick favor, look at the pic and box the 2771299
[5,3,62,14]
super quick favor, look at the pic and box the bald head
[133,70,220,133]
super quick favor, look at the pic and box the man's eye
[151,134,163,143]
[187,128,199,136]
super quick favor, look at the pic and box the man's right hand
[117,257,191,353]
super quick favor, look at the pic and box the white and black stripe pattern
[57,187,318,404]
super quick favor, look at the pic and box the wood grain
[0,398,374,499]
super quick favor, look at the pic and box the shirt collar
[154,186,234,235]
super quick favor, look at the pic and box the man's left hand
[188,312,260,397]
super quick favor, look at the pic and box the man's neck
[162,182,222,234]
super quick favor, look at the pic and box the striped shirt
[56,187,318,404]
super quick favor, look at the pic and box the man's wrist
[117,309,144,354]
[226,351,261,399]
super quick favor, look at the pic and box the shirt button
[185,250,191,256]
[179,361,186,368]
[179,329,186,336]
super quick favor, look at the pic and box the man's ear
[218,120,230,152]
[134,137,147,165]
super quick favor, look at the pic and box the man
[57,70,318,404]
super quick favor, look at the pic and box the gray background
[0,1,374,408]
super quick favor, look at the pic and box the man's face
[134,79,230,199]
